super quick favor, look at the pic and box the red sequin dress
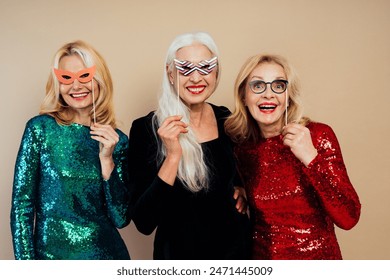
[235,122,361,260]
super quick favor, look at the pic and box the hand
[233,186,248,215]
[157,115,188,161]
[156,116,188,186]
[90,123,119,159]
[90,123,119,179]
[282,123,318,167]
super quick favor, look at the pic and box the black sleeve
[127,114,174,235]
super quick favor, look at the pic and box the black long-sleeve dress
[128,104,250,259]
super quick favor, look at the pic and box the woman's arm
[128,116,176,235]
[302,123,361,230]
[10,120,40,259]
[101,130,132,228]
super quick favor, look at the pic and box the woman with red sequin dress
[225,54,361,259]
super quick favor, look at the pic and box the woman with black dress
[128,32,250,259]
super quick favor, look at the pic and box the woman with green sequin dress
[10,40,131,260]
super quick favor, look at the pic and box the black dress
[128,104,250,260]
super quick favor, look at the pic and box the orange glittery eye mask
[53,65,96,84]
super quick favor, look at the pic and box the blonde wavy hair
[225,53,310,143]
[40,40,117,128]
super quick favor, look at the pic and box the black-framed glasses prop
[248,79,288,94]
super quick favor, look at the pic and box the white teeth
[187,87,204,93]
[71,93,88,98]
[259,105,276,110]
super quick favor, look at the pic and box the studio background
[1,0,389,260]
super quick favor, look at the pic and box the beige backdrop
[1,0,389,260]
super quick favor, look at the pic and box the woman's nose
[72,79,82,89]
[262,84,275,98]
[189,70,202,83]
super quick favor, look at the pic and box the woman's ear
[167,65,174,85]
[242,91,247,106]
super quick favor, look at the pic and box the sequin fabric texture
[11,115,131,260]
[235,122,361,260]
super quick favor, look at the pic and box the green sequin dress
[11,115,131,259]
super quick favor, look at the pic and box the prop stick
[174,70,179,115]
[91,79,97,124]
[285,90,288,126]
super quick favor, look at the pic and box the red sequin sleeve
[303,123,361,230]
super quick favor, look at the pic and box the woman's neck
[189,103,208,128]
[189,103,218,143]
[260,123,283,139]
[73,111,92,126]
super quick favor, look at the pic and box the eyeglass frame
[248,79,289,94]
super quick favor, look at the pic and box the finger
[233,188,239,200]
[282,137,293,147]
[91,125,119,142]
[282,133,298,146]
[164,120,188,131]
[166,128,188,140]
[91,123,117,137]
[160,115,185,128]
[282,124,300,136]
[235,197,246,214]
[158,124,188,140]
[235,197,243,211]
[90,135,116,149]
[235,195,242,208]
[90,128,118,148]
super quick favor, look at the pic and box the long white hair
[153,31,220,192]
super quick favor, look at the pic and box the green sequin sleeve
[11,119,41,259]
[102,131,131,228]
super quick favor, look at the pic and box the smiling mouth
[187,86,205,94]
[70,93,89,98]
[258,104,277,113]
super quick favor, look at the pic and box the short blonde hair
[40,40,117,128]
[225,53,309,143]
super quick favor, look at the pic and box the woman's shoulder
[115,128,129,142]
[307,121,334,132]
[306,121,337,140]
[26,114,56,128]
[130,111,155,130]
[208,103,231,119]
[131,111,155,125]
[129,111,156,137]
